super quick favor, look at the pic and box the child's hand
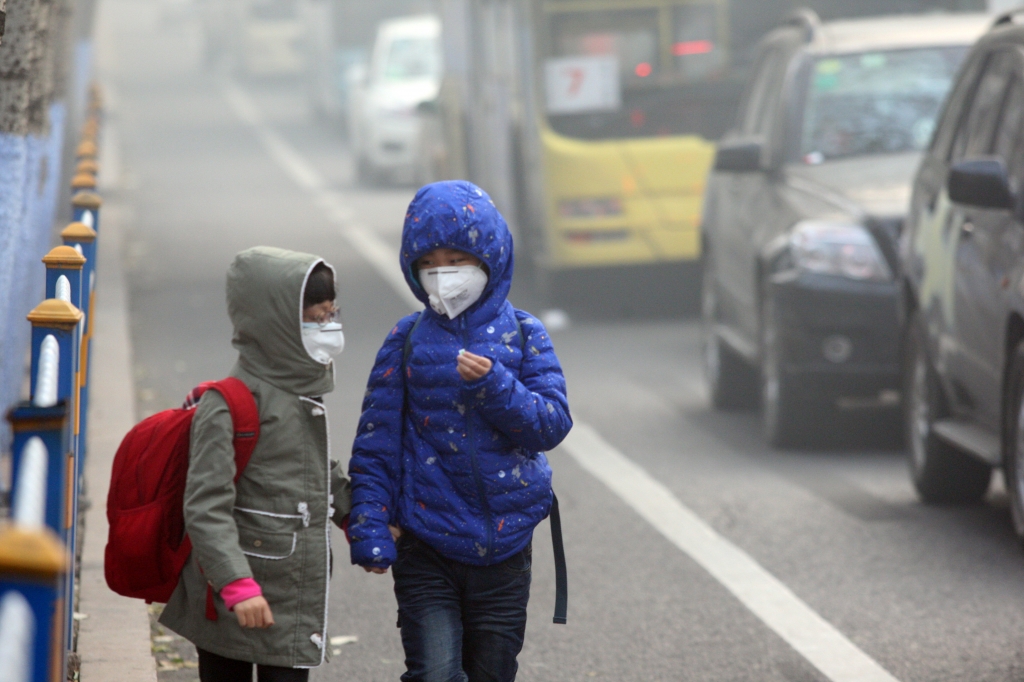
[457,351,492,381]
[234,596,274,628]
[361,526,402,574]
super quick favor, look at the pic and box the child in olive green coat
[159,247,350,682]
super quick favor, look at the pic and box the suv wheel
[904,313,990,503]
[703,263,757,409]
[1004,342,1024,541]
[761,290,814,446]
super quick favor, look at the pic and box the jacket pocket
[234,508,302,560]
[237,522,297,560]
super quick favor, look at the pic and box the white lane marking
[562,424,899,682]
[223,83,420,311]
[223,82,901,682]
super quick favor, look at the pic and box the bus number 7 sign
[544,55,621,115]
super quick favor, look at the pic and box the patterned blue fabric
[349,181,572,567]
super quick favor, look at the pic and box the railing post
[74,159,98,177]
[70,172,96,195]
[41,248,86,448]
[3,403,72,682]
[71,192,101,237]
[24,298,81,676]
[61,224,97,467]
[0,527,68,682]
[27,300,82,421]
[75,140,97,163]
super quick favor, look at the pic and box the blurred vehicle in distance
[196,0,306,76]
[702,10,988,446]
[432,0,744,314]
[901,11,1024,523]
[348,14,442,185]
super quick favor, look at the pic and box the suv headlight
[790,220,891,282]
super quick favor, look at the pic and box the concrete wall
[0,0,75,457]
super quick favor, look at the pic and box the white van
[348,14,441,184]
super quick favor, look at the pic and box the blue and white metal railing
[0,85,103,682]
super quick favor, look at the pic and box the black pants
[392,535,532,682]
[197,648,309,682]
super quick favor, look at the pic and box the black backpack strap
[403,311,425,365]
[550,493,567,624]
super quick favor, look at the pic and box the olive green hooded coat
[159,247,351,668]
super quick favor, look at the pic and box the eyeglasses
[309,306,341,327]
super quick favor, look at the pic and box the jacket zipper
[462,317,494,559]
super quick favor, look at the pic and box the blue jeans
[392,534,532,682]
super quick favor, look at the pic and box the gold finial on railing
[61,222,97,242]
[71,173,97,191]
[42,246,86,269]
[27,299,83,331]
[71,192,102,210]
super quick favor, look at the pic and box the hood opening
[400,181,514,322]
[227,246,336,397]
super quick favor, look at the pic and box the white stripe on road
[223,83,901,682]
[223,83,420,310]
[561,424,899,682]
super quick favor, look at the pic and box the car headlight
[789,220,891,282]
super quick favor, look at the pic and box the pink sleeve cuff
[220,578,262,611]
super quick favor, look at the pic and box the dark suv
[702,10,988,445]
[902,12,1024,533]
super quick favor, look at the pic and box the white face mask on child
[418,265,488,319]
[302,322,345,364]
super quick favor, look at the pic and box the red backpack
[104,378,259,603]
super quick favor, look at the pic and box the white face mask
[418,265,488,319]
[302,322,345,364]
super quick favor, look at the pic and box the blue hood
[400,181,514,324]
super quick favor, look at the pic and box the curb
[76,194,157,682]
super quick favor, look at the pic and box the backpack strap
[205,377,260,483]
[195,377,259,622]
[550,493,567,624]
[403,311,425,365]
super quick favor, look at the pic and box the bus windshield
[798,46,968,163]
[542,3,737,141]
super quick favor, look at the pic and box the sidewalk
[76,194,157,682]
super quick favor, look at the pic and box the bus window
[551,9,660,84]
[673,4,724,81]
[543,3,735,142]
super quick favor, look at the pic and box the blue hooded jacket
[348,181,572,567]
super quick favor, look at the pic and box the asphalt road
[97,1,1024,680]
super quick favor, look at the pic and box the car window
[994,73,1024,191]
[798,46,968,163]
[931,53,985,159]
[951,51,1015,161]
[741,47,787,137]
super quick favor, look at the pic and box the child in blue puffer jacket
[348,180,572,682]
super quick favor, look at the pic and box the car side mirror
[948,158,1015,210]
[714,140,764,173]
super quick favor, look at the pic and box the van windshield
[798,46,968,163]
[382,38,440,82]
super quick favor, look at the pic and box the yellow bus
[433,0,742,308]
